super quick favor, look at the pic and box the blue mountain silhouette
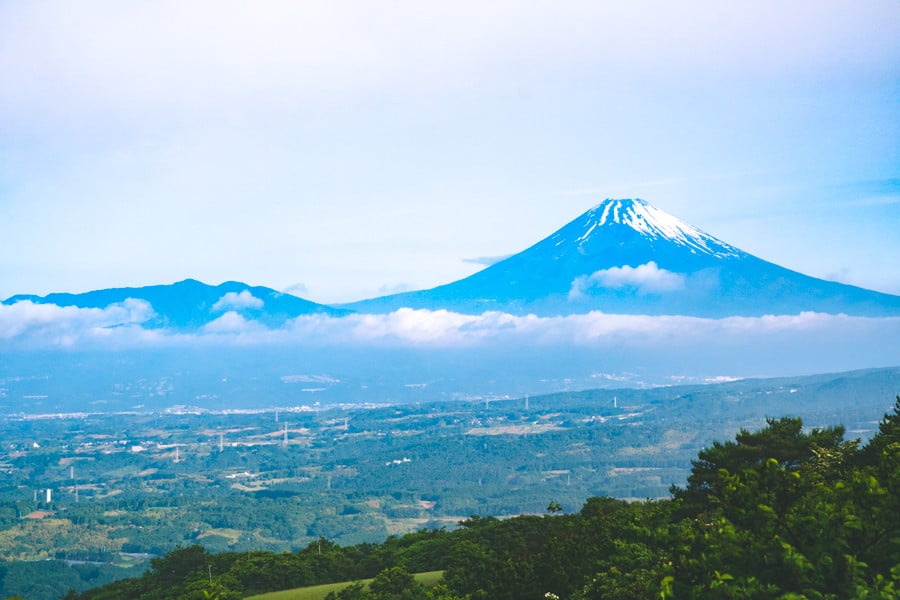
[344,199,900,317]
[4,279,346,330]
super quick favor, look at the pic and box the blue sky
[1,1,898,304]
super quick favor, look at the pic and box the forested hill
[70,398,900,600]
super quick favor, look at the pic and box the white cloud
[0,299,155,347]
[1,301,898,382]
[202,311,266,334]
[569,262,685,299]
[212,291,264,312]
[274,308,899,350]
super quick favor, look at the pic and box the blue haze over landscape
[0,2,898,411]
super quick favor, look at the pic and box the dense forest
[60,397,900,600]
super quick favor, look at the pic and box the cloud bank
[2,301,898,363]
[0,299,156,348]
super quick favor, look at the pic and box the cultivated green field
[245,571,445,600]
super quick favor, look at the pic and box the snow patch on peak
[580,199,740,258]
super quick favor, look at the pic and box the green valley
[0,367,897,598]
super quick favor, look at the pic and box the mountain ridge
[5,200,900,323]
[3,278,347,331]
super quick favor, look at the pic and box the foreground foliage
[69,398,900,599]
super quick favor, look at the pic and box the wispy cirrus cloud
[463,254,512,267]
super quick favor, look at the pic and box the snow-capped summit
[345,199,900,318]
[562,199,739,259]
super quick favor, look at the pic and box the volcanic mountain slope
[345,199,900,317]
[3,279,347,331]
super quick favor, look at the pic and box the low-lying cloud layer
[0,300,157,348]
[2,300,898,360]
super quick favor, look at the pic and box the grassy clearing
[245,570,444,600]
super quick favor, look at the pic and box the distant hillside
[3,279,348,331]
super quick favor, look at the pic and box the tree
[324,581,369,600]
[369,566,426,599]
[860,396,900,463]
[426,583,471,600]
[149,545,210,592]
[674,416,846,516]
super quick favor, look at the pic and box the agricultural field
[245,571,444,600]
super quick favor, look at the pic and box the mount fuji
[345,199,900,318]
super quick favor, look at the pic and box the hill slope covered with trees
[65,397,900,599]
